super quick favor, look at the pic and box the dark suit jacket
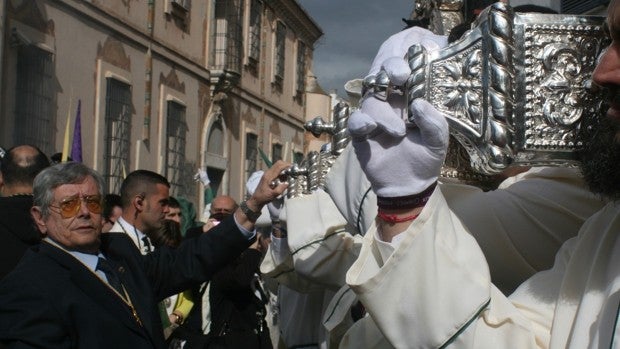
[0,215,251,349]
[209,248,272,348]
[0,195,40,280]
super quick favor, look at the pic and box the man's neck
[120,212,140,230]
[1,184,33,197]
[119,215,140,232]
[44,237,100,255]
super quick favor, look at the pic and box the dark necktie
[97,257,123,295]
[142,236,153,254]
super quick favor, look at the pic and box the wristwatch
[239,200,261,222]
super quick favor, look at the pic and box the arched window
[207,120,224,156]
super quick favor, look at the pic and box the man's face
[141,183,170,233]
[209,196,236,222]
[579,0,620,200]
[593,0,620,141]
[165,207,182,224]
[109,206,123,223]
[32,176,103,253]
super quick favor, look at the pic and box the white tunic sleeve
[346,186,547,348]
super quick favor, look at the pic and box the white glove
[267,197,283,222]
[247,170,283,222]
[349,26,447,138]
[348,27,449,198]
[194,168,210,186]
[245,170,284,226]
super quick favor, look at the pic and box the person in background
[49,152,72,165]
[107,170,171,255]
[149,219,195,346]
[207,182,272,348]
[187,196,238,237]
[177,196,202,237]
[179,195,240,348]
[0,145,50,280]
[102,193,123,233]
[165,196,182,225]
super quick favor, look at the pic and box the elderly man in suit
[0,161,288,348]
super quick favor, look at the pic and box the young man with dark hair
[108,170,172,255]
[165,196,182,225]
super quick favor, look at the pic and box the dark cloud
[298,0,414,98]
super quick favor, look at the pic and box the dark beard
[577,111,620,201]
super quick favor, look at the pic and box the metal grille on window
[245,133,258,184]
[272,143,282,162]
[104,79,131,195]
[248,0,261,63]
[166,101,188,196]
[275,21,286,83]
[14,45,54,155]
[212,0,244,73]
[296,42,306,95]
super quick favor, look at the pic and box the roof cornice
[265,0,323,45]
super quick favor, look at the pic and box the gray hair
[33,162,105,218]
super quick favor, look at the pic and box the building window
[104,78,132,195]
[171,0,191,11]
[247,0,262,65]
[167,0,191,22]
[245,133,258,183]
[274,21,286,87]
[206,120,225,195]
[272,143,283,162]
[207,120,224,156]
[293,151,304,164]
[14,45,54,155]
[166,101,188,196]
[212,0,244,73]
[296,41,307,98]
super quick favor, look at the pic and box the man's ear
[133,194,145,212]
[31,206,47,235]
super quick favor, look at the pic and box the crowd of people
[0,147,288,348]
[1,0,620,348]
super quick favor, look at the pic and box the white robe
[265,145,606,348]
[347,186,620,348]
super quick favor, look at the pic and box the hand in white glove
[348,26,447,138]
[348,26,449,199]
[352,99,449,198]
[194,168,210,186]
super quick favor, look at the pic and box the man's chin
[578,116,620,201]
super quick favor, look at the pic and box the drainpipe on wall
[144,0,155,145]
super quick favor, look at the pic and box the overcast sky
[297,0,415,99]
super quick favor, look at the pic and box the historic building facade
[0,0,325,210]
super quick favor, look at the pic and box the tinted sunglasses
[50,195,103,219]
[210,212,231,221]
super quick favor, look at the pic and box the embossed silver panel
[408,2,609,174]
